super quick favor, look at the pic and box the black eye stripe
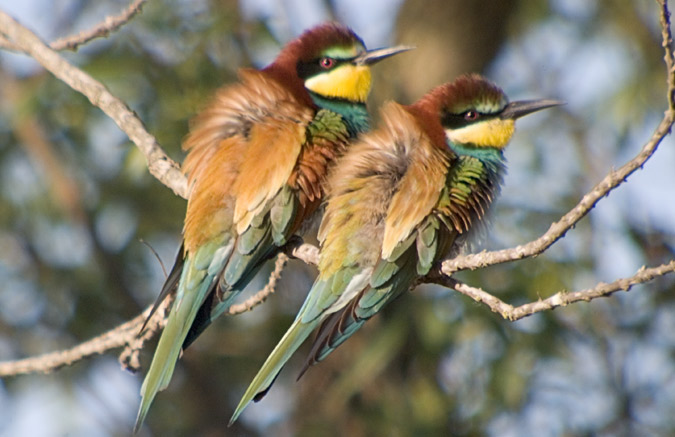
[442,110,494,129]
[297,57,352,79]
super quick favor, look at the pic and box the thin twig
[227,253,289,314]
[0,305,154,377]
[0,253,294,377]
[441,0,675,275]
[434,260,675,321]
[52,0,147,51]
[0,0,146,52]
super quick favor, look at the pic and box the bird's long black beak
[500,99,565,120]
[353,45,415,66]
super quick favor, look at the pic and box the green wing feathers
[270,185,297,245]
[300,220,442,372]
[183,187,299,349]
[135,240,230,432]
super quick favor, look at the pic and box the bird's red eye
[464,110,479,121]
[320,57,334,69]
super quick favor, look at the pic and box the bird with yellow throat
[134,23,410,431]
[230,74,563,422]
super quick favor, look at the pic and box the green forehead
[320,44,364,59]
[450,94,508,115]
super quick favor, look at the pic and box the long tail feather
[134,269,213,432]
[229,318,318,425]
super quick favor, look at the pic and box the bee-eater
[134,23,410,430]
[231,74,563,422]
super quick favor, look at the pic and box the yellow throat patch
[304,64,372,102]
[446,119,515,149]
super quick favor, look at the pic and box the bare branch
[0,0,146,52]
[0,8,188,199]
[227,254,289,314]
[51,0,147,51]
[0,253,294,377]
[433,260,675,321]
[442,124,672,273]
[0,305,154,377]
[441,0,675,276]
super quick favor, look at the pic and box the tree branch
[226,253,289,315]
[52,0,147,51]
[441,0,675,275]
[0,0,147,52]
[430,260,675,321]
[0,7,188,199]
[0,302,161,377]
[0,252,291,377]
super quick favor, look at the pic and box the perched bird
[231,74,562,422]
[135,23,410,431]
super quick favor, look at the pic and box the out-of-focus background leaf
[0,0,673,436]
